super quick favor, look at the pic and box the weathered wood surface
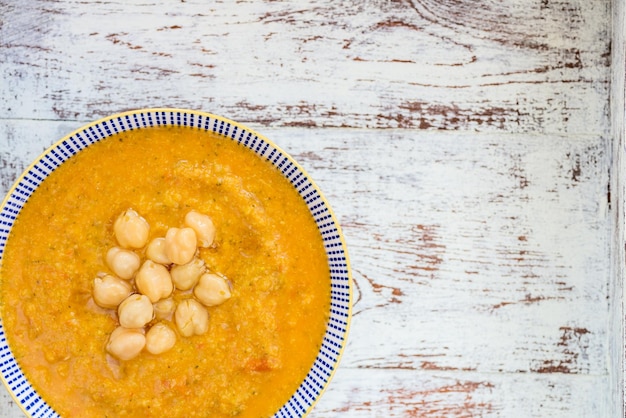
[0,0,620,417]
[610,1,626,416]
[0,0,610,133]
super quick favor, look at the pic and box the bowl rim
[0,107,353,418]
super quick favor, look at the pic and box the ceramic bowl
[0,108,352,417]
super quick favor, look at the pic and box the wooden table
[1,0,623,416]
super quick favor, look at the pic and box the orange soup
[0,126,330,417]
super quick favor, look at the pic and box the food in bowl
[0,110,351,417]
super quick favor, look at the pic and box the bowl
[0,108,352,417]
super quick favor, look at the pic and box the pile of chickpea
[92,208,232,361]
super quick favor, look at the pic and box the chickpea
[165,227,197,265]
[93,274,132,309]
[184,211,216,248]
[118,294,154,329]
[134,260,173,303]
[105,247,141,280]
[145,237,171,265]
[174,299,209,337]
[153,297,177,320]
[170,257,205,291]
[194,273,232,307]
[145,322,177,355]
[113,208,150,249]
[106,327,146,361]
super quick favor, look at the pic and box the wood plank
[0,120,612,416]
[0,0,610,133]
[311,368,610,417]
[609,0,626,416]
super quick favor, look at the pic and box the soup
[0,126,330,417]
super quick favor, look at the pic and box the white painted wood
[610,0,626,416]
[314,368,611,417]
[0,0,619,416]
[0,0,611,133]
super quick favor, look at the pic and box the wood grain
[610,0,626,415]
[314,368,610,417]
[0,0,610,133]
